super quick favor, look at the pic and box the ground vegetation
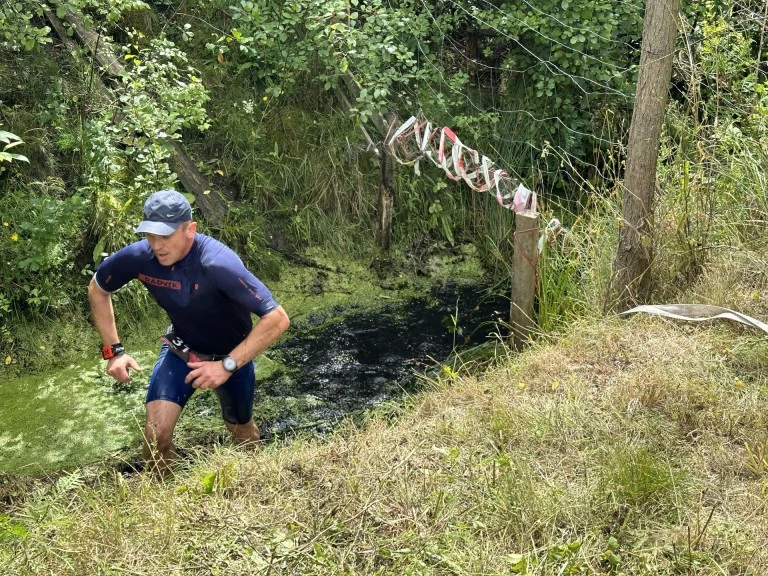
[0,0,767,573]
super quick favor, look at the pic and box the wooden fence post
[509,209,540,350]
[376,112,396,251]
[333,75,394,251]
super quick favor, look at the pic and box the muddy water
[251,284,506,438]
[0,285,506,474]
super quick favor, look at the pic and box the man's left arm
[185,305,290,389]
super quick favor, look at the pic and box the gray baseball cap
[135,189,193,235]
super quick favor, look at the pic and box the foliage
[82,30,211,253]
[0,180,89,355]
[0,2,213,339]
[0,128,28,165]
[394,176,463,250]
[197,0,645,171]
[654,0,768,296]
[3,302,768,573]
[198,0,459,125]
[0,1,51,52]
[119,32,211,135]
[136,0,645,263]
[0,0,766,358]
[467,0,644,162]
[47,0,151,24]
[3,5,768,574]
[69,24,210,256]
[537,235,585,333]
[0,131,73,348]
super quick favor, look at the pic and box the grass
[2,75,767,570]
[1,164,765,572]
[4,6,768,571]
[2,284,768,573]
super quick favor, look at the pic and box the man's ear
[187,221,198,236]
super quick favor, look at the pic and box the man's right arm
[88,277,142,382]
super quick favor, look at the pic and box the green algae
[0,351,151,474]
[0,247,490,475]
[0,320,295,475]
[270,243,486,322]
[0,348,291,475]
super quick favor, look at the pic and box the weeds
[744,439,768,478]
[2,305,768,574]
[3,127,760,576]
[2,2,768,574]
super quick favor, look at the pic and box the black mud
[252,284,507,437]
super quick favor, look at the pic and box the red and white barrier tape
[387,115,537,213]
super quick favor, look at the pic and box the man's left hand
[185,360,231,389]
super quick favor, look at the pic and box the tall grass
[3,302,768,574]
[206,101,379,259]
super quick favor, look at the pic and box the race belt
[161,330,227,363]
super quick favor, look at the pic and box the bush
[0,178,89,349]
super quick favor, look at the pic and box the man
[88,189,290,474]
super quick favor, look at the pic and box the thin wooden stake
[509,209,539,350]
[376,135,395,251]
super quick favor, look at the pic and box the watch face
[223,356,237,372]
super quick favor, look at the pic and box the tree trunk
[611,0,680,311]
[46,8,229,225]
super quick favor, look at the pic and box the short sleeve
[93,241,149,292]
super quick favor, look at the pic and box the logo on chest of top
[138,273,182,290]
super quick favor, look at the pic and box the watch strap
[101,343,125,360]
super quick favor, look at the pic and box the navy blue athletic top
[94,233,279,355]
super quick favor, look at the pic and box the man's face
[145,221,197,266]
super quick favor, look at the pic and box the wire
[446,0,632,97]
[388,0,632,146]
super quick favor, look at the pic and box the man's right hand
[106,354,142,382]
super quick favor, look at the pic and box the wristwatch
[222,355,238,372]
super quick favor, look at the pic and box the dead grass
[3,257,768,575]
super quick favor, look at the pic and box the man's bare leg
[143,399,183,476]
[225,419,260,448]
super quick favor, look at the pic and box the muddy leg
[143,399,183,476]
[225,419,260,449]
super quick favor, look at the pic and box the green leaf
[607,536,619,551]
[201,471,216,494]
[92,237,106,264]
[442,219,455,246]
[0,130,19,144]
[0,515,28,540]
[0,152,28,163]
[3,140,24,151]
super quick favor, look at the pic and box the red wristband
[101,343,125,360]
